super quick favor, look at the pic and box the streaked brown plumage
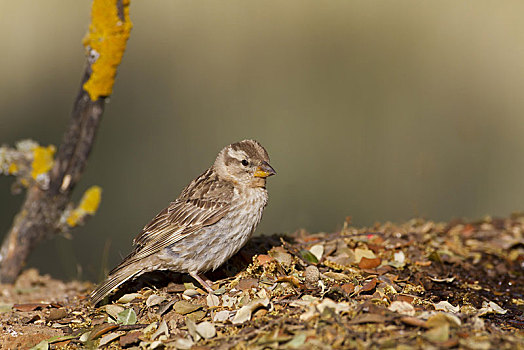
[89,140,275,305]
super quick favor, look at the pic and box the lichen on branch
[0,0,130,284]
[0,140,103,232]
[0,140,55,190]
[63,186,102,228]
[30,145,56,181]
[82,0,133,101]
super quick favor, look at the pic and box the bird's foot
[189,272,215,293]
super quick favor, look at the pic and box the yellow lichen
[82,0,132,101]
[31,145,56,179]
[66,211,82,227]
[8,163,18,175]
[79,186,102,214]
[66,186,102,227]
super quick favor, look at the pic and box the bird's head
[214,139,276,188]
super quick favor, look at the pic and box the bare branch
[0,0,132,283]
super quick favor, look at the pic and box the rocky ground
[0,216,523,349]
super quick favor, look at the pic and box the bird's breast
[163,186,269,273]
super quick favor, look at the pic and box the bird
[89,140,276,305]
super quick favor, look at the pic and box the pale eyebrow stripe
[227,148,248,160]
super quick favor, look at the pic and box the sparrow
[89,140,275,305]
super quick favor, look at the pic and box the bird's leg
[189,272,215,293]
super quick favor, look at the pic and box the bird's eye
[241,159,249,166]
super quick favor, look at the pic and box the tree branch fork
[0,0,132,283]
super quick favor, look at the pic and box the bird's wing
[109,168,233,274]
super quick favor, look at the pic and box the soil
[0,216,522,349]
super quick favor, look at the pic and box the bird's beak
[254,161,276,178]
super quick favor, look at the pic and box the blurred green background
[1,1,523,282]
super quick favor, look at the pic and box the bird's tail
[89,267,141,306]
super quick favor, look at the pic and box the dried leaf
[157,299,176,316]
[105,304,125,320]
[146,294,166,307]
[347,313,386,324]
[150,340,165,349]
[300,249,319,264]
[166,283,185,293]
[174,300,202,315]
[300,306,317,321]
[88,323,119,340]
[22,314,41,324]
[0,303,13,313]
[238,278,259,290]
[376,265,393,275]
[309,244,324,261]
[358,256,381,269]
[428,276,455,283]
[327,254,354,267]
[213,310,231,322]
[29,341,48,350]
[394,294,415,304]
[323,271,351,281]
[426,313,461,328]
[354,248,376,262]
[434,301,460,313]
[143,322,158,335]
[360,278,378,293]
[400,316,428,328]
[183,289,200,297]
[45,335,77,344]
[79,331,91,343]
[173,337,194,350]
[186,318,199,341]
[459,338,492,350]
[276,275,301,287]
[425,324,450,342]
[303,295,320,302]
[47,308,67,321]
[393,251,405,264]
[316,299,350,314]
[13,303,50,312]
[253,308,268,318]
[206,293,220,308]
[478,301,507,316]
[428,251,442,263]
[186,309,206,322]
[119,330,142,347]
[222,295,237,308]
[470,316,485,331]
[231,298,270,325]
[98,331,124,347]
[152,320,169,340]
[116,293,142,304]
[341,283,355,294]
[184,282,197,290]
[213,287,227,295]
[256,254,274,265]
[270,248,294,265]
[117,308,137,325]
[284,333,307,348]
[196,321,216,339]
[388,301,415,316]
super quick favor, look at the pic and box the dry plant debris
[0,216,522,349]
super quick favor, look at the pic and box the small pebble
[304,265,320,287]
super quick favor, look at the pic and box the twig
[0,0,132,283]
